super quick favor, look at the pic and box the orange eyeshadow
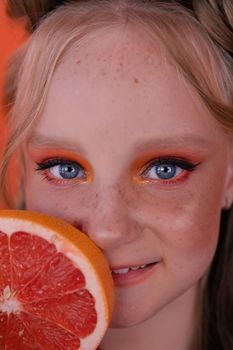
[28,147,94,183]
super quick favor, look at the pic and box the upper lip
[110,260,161,270]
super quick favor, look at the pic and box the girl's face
[22,28,233,327]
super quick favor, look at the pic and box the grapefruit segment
[0,210,114,349]
[10,231,57,293]
[0,232,11,295]
[6,313,42,350]
[17,312,81,350]
[23,290,97,337]
[0,312,7,347]
[17,251,86,302]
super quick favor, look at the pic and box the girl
[1,0,233,349]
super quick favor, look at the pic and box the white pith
[0,286,21,313]
[0,217,109,350]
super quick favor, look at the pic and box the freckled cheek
[165,225,219,286]
[24,177,95,220]
[139,183,222,263]
[156,199,221,272]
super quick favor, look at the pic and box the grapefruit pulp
[0,210,114,350]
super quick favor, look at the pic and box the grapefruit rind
[0,210,114,350]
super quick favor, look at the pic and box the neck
[100,284,202,350]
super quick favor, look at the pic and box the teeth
[130,264,146,270]
[112,264,147,274]
[112,268,130,274]
[130,266,140,271]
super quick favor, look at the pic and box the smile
[111,262,160,287]
[111,262,155,274]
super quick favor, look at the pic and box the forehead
[60,25,164,82]
[28,26,224,153]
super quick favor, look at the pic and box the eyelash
[35,156,200,186]
[35,158,87,185]
[139,157,200,185]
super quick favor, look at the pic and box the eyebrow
[135,135,211,152]
[27,133,85,154]
[27,133,211,153]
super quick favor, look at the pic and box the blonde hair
[1,1,233,349]
[1,0,233,209]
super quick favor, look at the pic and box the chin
[109,308,154,329]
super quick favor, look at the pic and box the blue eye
[141,158,199,181]
[52,163,81,179]
[154,163,178,179]
[35,159,86,181]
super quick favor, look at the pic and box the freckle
[134,77,139,84]
[76,60,81,64]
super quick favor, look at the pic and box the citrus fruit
[0,210,114,350]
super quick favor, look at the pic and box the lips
[110,261,160,287]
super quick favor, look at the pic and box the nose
[72,184,138,251]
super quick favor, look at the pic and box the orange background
[0,1,26,208]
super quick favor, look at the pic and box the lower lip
[112,262,160,287]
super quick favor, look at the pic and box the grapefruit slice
[0,210,114,350]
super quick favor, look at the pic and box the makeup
[29,147,94,184]
[132,150,201,186]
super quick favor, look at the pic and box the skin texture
[22,27,233,349]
